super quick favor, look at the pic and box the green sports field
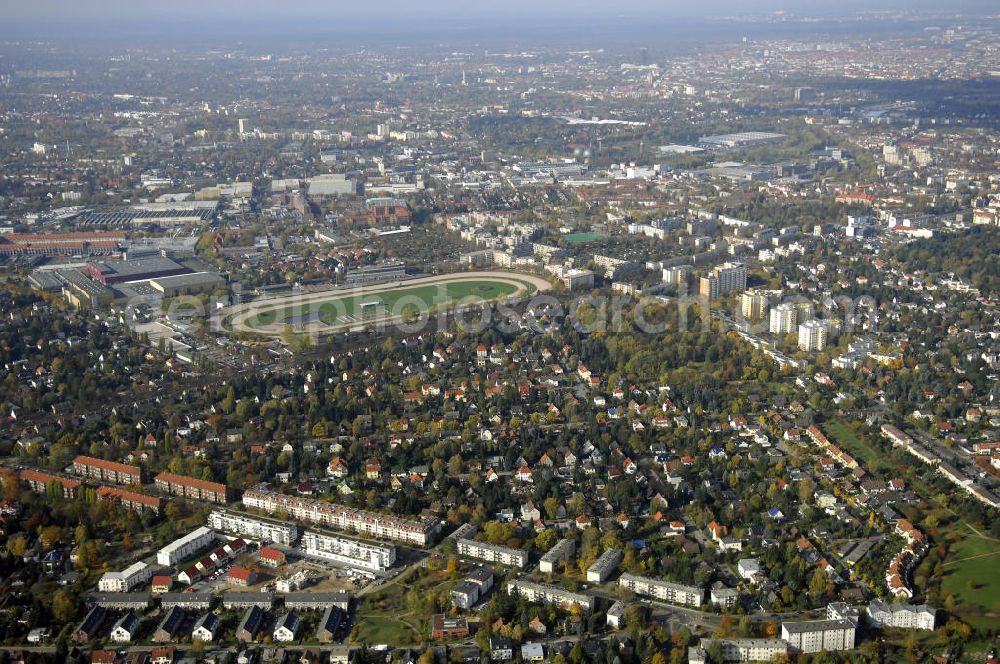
[246,280,521,328]
[564,232,608,243]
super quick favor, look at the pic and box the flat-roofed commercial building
[157,527,216,567]
[781,619,856,654]
[72,455,142,485]
[539,538,575,573]
[507,579,594,611]
[58,269,114,308]
[302,531,396,572]
[0,231,124,257]
[242,489,439,546]
[618,573,703,608]
[208,510,300,546]
[307,174,357,197]
[150,272,225,297]
[85,256,189,285]
[456,538,528,569]
[155,472,227,504]
[698,132,786,149]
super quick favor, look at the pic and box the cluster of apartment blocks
[242,488,440,546]
[762,299,836,351]
[207,509,396,572]
[70,456,228,504]
[456,538,528,568]
[880,424,1000,508]
[688,601,931,662]
[16,467,161,512]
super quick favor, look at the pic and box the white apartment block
[562,269,595,291]
[866,600,936,630]
[242,489,439,546]
[539,538,575,573]
[98,561,153,592]
[662,265,692,286]
[586,548,622,583]
[302,530,396,572]
[781,619,856,654]
[696,638,787,663]
[618,573,703,608]
[157,526,216,566]
[770,303,798,335]
[798,319,830,351]
[208,509,301,546]
[740,291,768,321]
[507,579,594,611]
[456,538,528,569]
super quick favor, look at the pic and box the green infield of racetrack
[245,279,523,328]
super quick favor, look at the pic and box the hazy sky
[5,0,998,22]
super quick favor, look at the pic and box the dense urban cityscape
[0,2,999,664]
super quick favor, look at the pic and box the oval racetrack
[217,271,553,338]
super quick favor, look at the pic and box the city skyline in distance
[5,0,999,24]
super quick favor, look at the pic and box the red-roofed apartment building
[72,455,142,485]
[154,472,228,504]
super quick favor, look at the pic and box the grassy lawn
[353,567,463,646]
[941,527,1000,617]
[353,615,422,646]
[564,232,607,243]
[248,279,522,327]
[825,420,881,466]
